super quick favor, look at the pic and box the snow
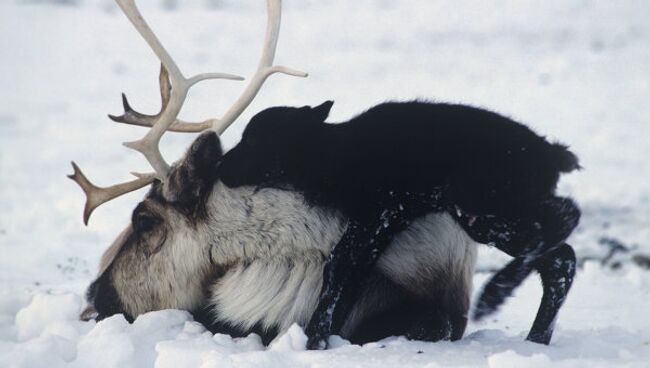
[3,267,650,367]
[1,0,649,367]
[14,293,83,341]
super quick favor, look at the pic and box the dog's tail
[548,142,581,173]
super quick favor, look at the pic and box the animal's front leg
[305,208,409,350]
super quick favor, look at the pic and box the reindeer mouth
[84,270,134,323]
[79,304,134,323]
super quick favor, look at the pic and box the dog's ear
[311,100,334,122]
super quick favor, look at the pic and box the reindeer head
[81,131,347,323]
[81,132,221,320]
[72,0,309,321]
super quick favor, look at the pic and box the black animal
[218,100,580,348]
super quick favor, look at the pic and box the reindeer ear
[311,100,334,122]
[166,131,223,214]
[186,131,223,179]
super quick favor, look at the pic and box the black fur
[219,101,579,217]
[218,100,581,348]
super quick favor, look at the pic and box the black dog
[218,101,580,348]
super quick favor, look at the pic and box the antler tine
[110,0,307,137]
[70,0,307,224]
[67,162,155,225]
[108,65,217,133]
[115,0,244,178]
[211,0,308,135]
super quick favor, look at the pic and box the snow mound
[488,350,551,368]
[2,266,650,367]
[15,293,83,341]
[269,324,308,352]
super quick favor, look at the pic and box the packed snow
[1,0,649,367]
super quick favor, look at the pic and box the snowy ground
[1,0,649,367]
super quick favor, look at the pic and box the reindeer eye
[133,214,158,233]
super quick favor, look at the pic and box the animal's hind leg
[527,243,576,344]
[454,196,580,343]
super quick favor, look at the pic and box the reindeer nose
[82,274,132,322]
[84,277,111,321]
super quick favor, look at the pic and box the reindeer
[71,0,478,345]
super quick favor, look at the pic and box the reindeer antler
[109,0,307,135]
[70,0,308,225]
[114,0,244,177]
[108,66,214,132]
[68,162,155,225]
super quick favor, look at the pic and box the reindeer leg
[405,305,453,342]
[454,196,580,344]
[305,206,413,350]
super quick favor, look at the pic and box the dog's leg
[454,196,580,344]
[304,206,413,350]
[527,243,576,344]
